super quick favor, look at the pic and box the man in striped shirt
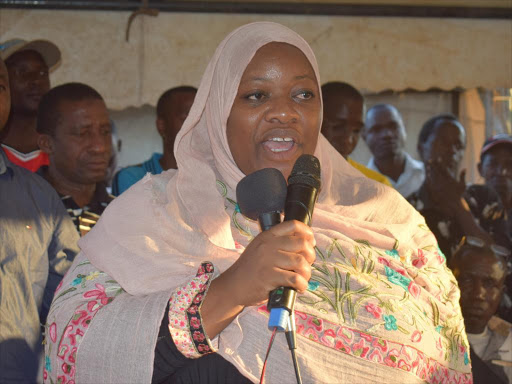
[36,83,114,236]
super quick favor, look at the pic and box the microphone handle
[268,182,318,331]
[283,182,318,225]
[258,211,281,232]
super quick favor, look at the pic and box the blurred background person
[478,134,512,239]
[408,114,510,262]
[0,38,60,172]
[321,81,391,186]
[0,56,78,383]
[450,238,511,384]
[363,103,424,197]
[112,86,196,195]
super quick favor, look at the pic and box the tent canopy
[1,9,510,109]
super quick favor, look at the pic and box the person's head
[450,240,507,334]
[320,82,364,159]
[1,39,60,116]
[37,82,112,185]
[417,114,466,178]
[363,104,406,160]
[226,40,321,180]
[156,86,197,153]
[0,58,10,132]
[478,134,512,207]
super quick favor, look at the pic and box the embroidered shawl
[49,22,472,383]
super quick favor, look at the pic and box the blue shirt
[112,153,164,196]
[0,149,79,381]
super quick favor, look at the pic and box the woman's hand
[201,220,316,338]
[226,220,316,307]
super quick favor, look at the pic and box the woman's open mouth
[263,137,295,153]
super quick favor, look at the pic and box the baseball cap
[0,39,61,71]
[481,133,512,158]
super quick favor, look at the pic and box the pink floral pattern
[44,267,123,383]
[258,307,472,384]
[168,262,216,358]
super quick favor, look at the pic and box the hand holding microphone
[236,155,320,316]
[232,167,316,308]
[236,155,320,384]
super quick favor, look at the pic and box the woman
[44,22,472,383]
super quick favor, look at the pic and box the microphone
[268,154,321,334]
[236,168,287,231]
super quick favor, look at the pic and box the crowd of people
[0,23,510,383]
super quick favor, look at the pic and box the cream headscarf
[80,22,472,383]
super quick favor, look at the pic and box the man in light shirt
[363,104,424,197]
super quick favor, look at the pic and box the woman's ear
[37,133,54,155]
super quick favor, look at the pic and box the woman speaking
[44,22,472,383]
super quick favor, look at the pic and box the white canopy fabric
[0,9,511,110]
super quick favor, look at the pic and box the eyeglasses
[457,236,510,258]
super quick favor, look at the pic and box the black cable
[290,347,303,384]
[285,330,302,384]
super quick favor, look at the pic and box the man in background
[0,39,60,171]
[36,82,114,236]
[478,134,512,238]
[363,104,424,197]
[0,57,79,383]
[450,240,511,383]
[408,114,509,262]
[321,82,391,186]
[112,86,196,195]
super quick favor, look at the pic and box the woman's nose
[265,97,299,124]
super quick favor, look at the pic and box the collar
[36,165,113,207]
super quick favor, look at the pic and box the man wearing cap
[478,134,512,238]
[0,38,61,172]
[0,57,79,382]
[475,133,512,322]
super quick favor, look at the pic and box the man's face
[321,96,363,159]
[48,99,112,185]
[452,250,505,334]
[364,106,406,160]
[419,119,466,178]
[159,91,196,152]
[479,145,512,205]
[0,59,10,132]
[6,50,50,115]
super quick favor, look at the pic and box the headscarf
[80,22,471,383]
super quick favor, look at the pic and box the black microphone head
[236,168,287,221]
[288,154,321,189]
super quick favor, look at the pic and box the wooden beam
[1,0,511,19]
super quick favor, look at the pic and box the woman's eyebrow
[241,73,315,84]
[295,74,315,81]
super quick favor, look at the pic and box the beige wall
[1,9,511,110]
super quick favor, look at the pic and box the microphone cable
[259,327,277,384]
[286,312,302,384]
